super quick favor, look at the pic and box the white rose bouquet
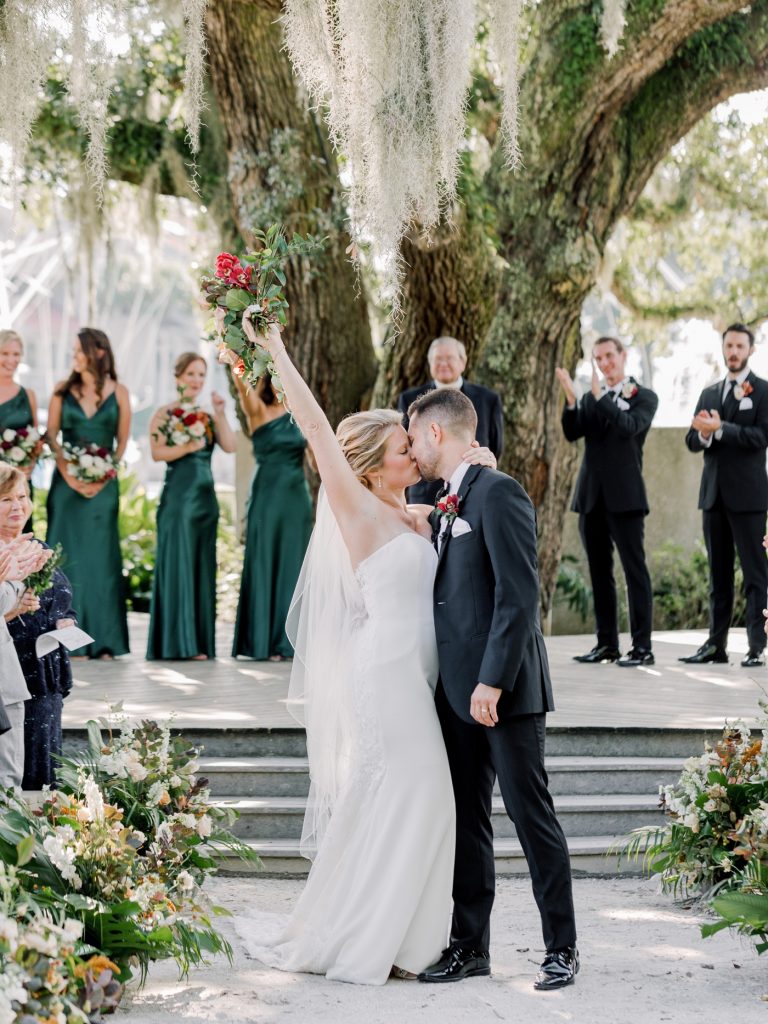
[61,442,120,484]
[0,425,44,468]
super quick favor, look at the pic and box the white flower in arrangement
[148,781,170,806]
[2,429,15,443]
[84,776,106,823]
[0,913,18,949]
[171,431,187,446]
[92,457,108,475]
[197,814,212,838]
[176,869,195,892]
[156,821,173,844]
[188,420,207,438]
[0,965,28,1017]
[43,832,82,890]
[683,812,700,833]
[8,446,24,463]
[79,453,95,468]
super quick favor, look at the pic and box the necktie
[722,379,738,421]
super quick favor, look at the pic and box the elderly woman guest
[146,353,237,660]
[0,466,77,788]
[46,328,131,659]
[0,482,51,789]
[231,372,312,661]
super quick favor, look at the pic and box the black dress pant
[579,497,653,650]
[436,682,577,953]
[703,496,768,651]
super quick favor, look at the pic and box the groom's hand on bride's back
[470,682,502,726]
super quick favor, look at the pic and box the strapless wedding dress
[236,532,455,984]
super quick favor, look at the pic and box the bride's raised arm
[242,317,381,557]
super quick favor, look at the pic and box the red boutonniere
[734,381,753,401]
[621,381,638,400]
[436,493,461,523]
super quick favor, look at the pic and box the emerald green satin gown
[146,438,218,659]
[46,392,129,658]
[0,387,35,530]
[233,413,313,659]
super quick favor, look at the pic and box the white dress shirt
[437,460,471,552]
[698,367,750,447]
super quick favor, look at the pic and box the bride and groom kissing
[238,316,579,990]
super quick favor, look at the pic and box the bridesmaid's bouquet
[0,426,45,467]
[62,442,120,484]
[155,405,213,448]
[199,224,323,399]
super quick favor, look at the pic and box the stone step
[216,835,638,877]
[213,793,664,840]
[197,755,683,797]
[62,725,721,760]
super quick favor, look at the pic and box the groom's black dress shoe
[617,647,654,668]
[417,944,491,983]
[533,946,580,990]
[741,649,766,668]
[573,645,620,664]
[679,643,728,665]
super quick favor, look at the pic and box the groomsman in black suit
[556,337,659,668]
[397,336,504,505]
[682,323,768,668]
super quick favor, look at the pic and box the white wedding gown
[237,531,455,985]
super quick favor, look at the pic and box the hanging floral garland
[600,0,627,58]
[0,0,208,198]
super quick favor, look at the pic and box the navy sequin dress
[7,566,76,789]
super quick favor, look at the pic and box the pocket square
[616,398,630,411]
[739,397,753,410]
[451,516,472,537]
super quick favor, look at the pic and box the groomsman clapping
[556,337,658,668]
[682,323,768,668]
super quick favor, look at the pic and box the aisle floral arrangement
[621,702,768,953]
[199,223,322,399]
[61,443,120,485]
[0,426,45,469]
[0,714,257,1021]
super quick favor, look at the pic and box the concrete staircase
[63,725,713,877]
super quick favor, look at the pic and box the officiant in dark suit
[682,323,768,668]
[556,337,659,668]
[397,336,503,504]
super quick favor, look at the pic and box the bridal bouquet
[0,426,45,468]
[155,404,213,448]
[62,442,120,484]
[199,224,322,399]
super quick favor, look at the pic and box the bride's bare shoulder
[406,504,434,539]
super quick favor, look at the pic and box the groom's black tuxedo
[433,464,576,955]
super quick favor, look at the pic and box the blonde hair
[0,330,22,352]
[335,409,403,489]
[0,464,28,499]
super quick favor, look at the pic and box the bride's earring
[377,476,383,489]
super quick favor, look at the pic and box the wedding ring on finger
[482,707,490,715]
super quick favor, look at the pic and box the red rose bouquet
[154,405,213,448]
[199,224,322,400]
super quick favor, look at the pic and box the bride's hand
[462,441,496,470]
[243,312,285,356]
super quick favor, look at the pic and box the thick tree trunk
[205,0,377,428]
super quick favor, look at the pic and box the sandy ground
[118,877,767,1024]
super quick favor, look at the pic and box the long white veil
[285,489,364,859]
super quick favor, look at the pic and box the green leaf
[15,834,35,866]
[224,288,253,311]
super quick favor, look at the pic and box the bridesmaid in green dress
[46,328,131,659]
[0,330,41,530]
[232,372,313,661]
[146,353,237,660]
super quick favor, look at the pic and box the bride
[236,316,495,985]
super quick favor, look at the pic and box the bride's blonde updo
[335,409,403,489]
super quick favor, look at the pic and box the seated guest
[0,468,77,788]
[397,335,504,504]
[0,485,51,788]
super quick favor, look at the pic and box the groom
[407,388,578,990]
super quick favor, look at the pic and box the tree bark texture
[205,0,377,431]
[381,1,768,613]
